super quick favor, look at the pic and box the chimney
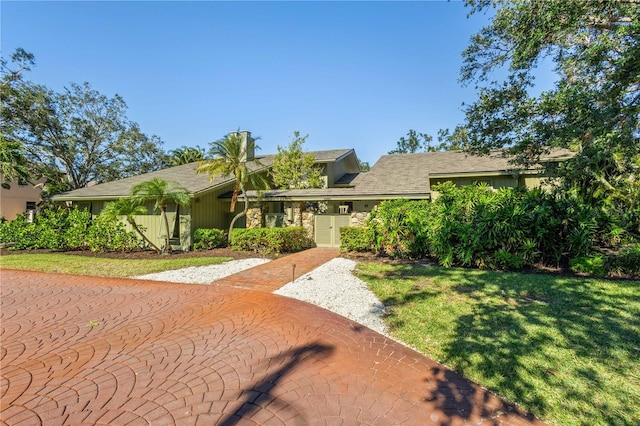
[237,130,254,163]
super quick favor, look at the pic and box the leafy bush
[570,255,607,276]
[605,244,640,276]
[340,226,374,252]
[193,228,227,250]
[0,207,91,250]
[85,213,140,252]
[1,206,140,252]
[231,227,313,254]
[369,199,431,259]
[351,183,608,271]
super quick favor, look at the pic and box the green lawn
[355,262,640,426]
[0,253,232,277]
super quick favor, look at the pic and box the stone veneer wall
[246,204,263,228]
[350,211,370,227]
[248,201,369,241]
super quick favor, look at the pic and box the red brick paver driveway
[1,248,543,425]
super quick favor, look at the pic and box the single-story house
[52,131,573,249]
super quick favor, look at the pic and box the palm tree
[102,198,161,253]
[130,177,191,254]
[196,132,269,243]
[167,145,205,166]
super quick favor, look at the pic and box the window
[26,201,36,211]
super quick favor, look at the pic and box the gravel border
[275,258,388,335]
[131,257,388,335]
[132,258,271,284]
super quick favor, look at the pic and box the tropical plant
[167,145,205,166]
[130,177,191,254]
[459,0,640,238]
[102,198,161,252]
[196,132,269,244]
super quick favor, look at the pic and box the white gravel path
[132,258,270,284]
[131,257,388,335]
[275,258,388,335]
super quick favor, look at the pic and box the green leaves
[130,177,191,253]
[270,131,324,189]
[460,0,640,239]
[388,129,433,154]
[1,49,167,193]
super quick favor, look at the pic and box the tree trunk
[228,185,248,245]
[128,218,161,253]
[161,207,172,254]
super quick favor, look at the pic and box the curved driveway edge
[1,249,544,425]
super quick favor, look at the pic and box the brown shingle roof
[52,149,354,201]
[248,148,574,200]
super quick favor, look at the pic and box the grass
[0,253,232,277]
[355,262,640,426]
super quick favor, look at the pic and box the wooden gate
[314,214,351,247]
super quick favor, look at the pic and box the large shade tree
[130,177,191,254]
[196,132,269,243]
[1,49,168,192]
[460,0,640,233]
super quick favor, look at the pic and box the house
[52,131,362,250]
[246,149,573,247]
[0,175,44,221]
[52,130,573,250]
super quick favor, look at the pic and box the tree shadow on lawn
[366,264,640,425]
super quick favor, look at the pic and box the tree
[0,136,30,189]
[167,145,205,166]
[1,49,167,192]
[459,1,640,232]
[130,177,191,254]
[435,126,467,152]
[358,159,371,172]
[102,198,161,253]
[1,48,37,188]
[270,132,324,189]
[388,129,433,154]
[196,132,269,243]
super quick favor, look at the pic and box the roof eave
[429,169,543,179]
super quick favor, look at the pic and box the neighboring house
[52,130,573,250]
[0,175,44,221]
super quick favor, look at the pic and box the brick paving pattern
[1,248,544,425]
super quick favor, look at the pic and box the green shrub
[193,228,227,250]
[340,226,374,252]
[85,213,140,252]
[1,206,140,252]
[231,227,313,254]
[570,254,607,276]
[370,199,431,259]
[0,207,92,250]
[605,244,640,276]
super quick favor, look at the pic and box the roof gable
[52,149,355,201]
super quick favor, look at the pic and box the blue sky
[3,1,499,165]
